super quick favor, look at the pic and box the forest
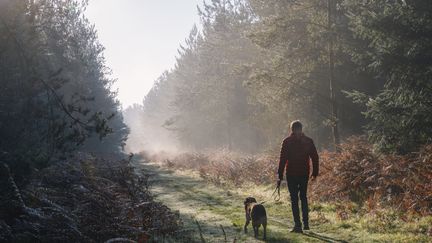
[1,0,431,242]
[126,0,432,155]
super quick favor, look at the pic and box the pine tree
[345,0,432,153]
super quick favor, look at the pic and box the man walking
[277,120,319,233]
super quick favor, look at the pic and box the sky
[85,0,202,108]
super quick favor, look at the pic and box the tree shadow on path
[303,231,349,243]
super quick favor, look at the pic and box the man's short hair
[290,120,303,132]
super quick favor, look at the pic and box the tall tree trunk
[328,0,341,150]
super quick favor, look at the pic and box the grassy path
[140,162,340,242]
[139,161,431,243]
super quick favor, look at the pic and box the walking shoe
[291,227,303,233]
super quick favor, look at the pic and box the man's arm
[278,139,288,181]
[310,140,319,177]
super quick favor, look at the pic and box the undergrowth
[141,136,432,239]
[0,153,185,242]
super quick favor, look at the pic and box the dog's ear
[244,197,257,205]
[244,197,251,205]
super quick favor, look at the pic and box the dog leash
[259,182,282,205]
[259,184,281,205]
[271,184,281,202]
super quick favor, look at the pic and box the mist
[121,0,432,156]
[122,1,359,155]
[123,104,181,154]
[2,0,431,242]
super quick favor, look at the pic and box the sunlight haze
[85,0,202,108]
[2,1,431,242]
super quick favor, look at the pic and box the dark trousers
[286,176,309,228]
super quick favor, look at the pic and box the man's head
[290,120,303,134]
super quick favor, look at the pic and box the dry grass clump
[151,150,278,186]
[202,152,277,185]
[312,136,432,216]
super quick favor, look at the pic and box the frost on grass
[0,153,183,242]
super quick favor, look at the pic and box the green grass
[139,161,432,243]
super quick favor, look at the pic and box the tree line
[0,0,128,181]
[126,0,432,154]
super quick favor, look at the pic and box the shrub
[311,137,432,216]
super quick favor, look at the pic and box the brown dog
[244,197,267,239]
